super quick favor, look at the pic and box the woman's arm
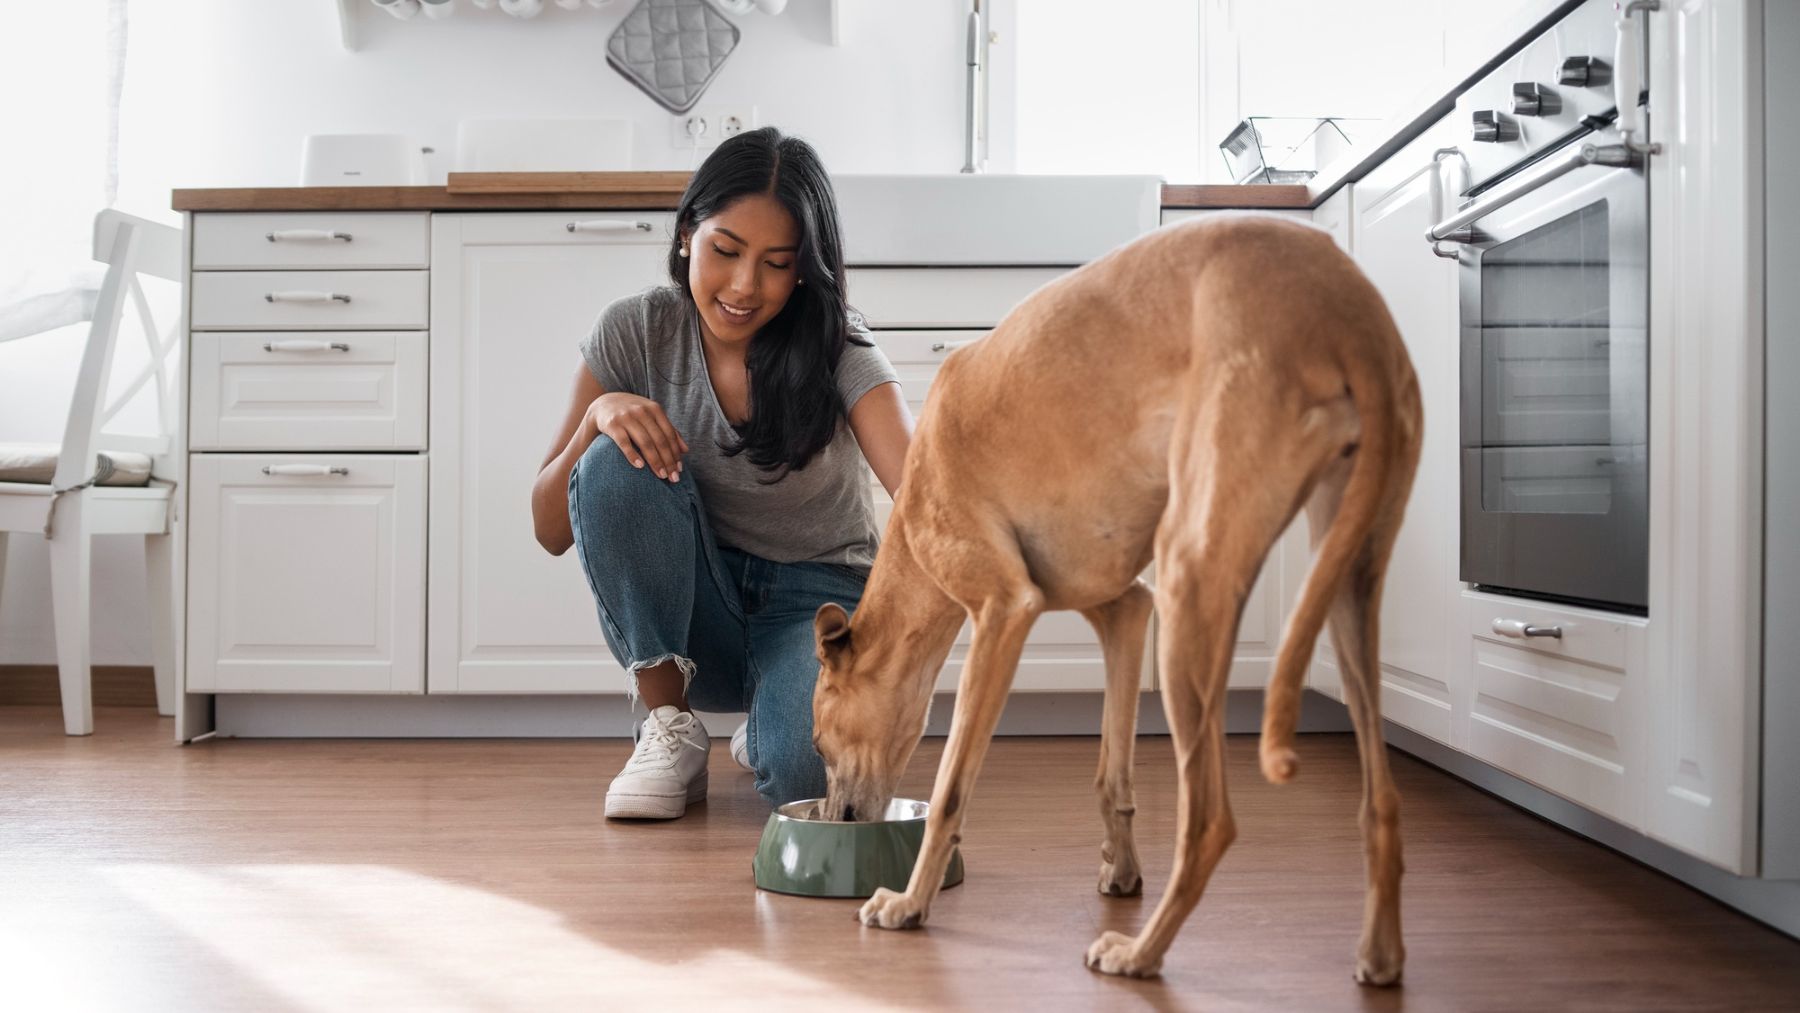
[533,363,692,556]
[532,364,607,556]
[847,380,914,499]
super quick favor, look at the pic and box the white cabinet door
[1642,1,1763,873]
[187,454,425,693]
[1330,117,1462,744]
[428,212,674,694]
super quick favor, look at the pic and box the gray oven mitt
[606,0,740,115]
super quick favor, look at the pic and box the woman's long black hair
[668,126,872,484]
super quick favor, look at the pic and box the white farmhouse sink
[832,174,1163,266]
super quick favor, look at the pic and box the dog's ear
[814,602,853,665]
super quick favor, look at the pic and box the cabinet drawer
[1460,591,1646,826]
[871,329,988,364]
[193,212,429,270]
[849,268,1066,328]
[867,330,987,415]
[186,454,426,693]
[190,332,427,451]
[191,270,429,330]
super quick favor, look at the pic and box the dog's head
[812,601,933,823]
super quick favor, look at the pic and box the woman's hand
[587,392,690,481]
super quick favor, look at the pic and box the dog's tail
[1257,330,1415,785]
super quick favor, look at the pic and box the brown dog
[810,214,1422,982]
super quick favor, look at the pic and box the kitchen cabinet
[427,212,673,694]
[1458,591,1648,827]
[184,212,431,695]
[1640,0,1765,873]
[179,211,1158,700]
[186,454,426,693]
[1334,116,1463,745]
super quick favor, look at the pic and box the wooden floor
[3,705,1797,1011]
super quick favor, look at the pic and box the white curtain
[0,1,128,345]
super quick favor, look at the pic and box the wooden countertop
[172,173,1315,212]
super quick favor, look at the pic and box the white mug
[499,0,542,16]
[419,0,455,19]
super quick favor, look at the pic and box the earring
[679,245,690,258]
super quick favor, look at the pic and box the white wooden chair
[0,210,183,735]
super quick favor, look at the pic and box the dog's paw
[1084,930,1161,978]
[858,887,928,930]
[1353,939,1405,987]
[1096,855,1142,897]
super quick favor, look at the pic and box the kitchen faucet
[962,0,989,173]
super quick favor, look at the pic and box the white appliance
[300,133,427,186]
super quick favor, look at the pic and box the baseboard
[206,686,1355,740]
[0,664,157,707]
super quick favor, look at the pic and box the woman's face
[684,192,802,349]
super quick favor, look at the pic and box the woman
[530,128,913,820]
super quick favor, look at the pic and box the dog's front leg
[1082,580,1154,897]
[860,591,1042,930]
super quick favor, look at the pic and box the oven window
[1477,200,1613,514]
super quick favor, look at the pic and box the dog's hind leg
[859,567,1044,931]
[1306,465,1408,986]
[1085,392,1313,979]
[1082,579,1154,897]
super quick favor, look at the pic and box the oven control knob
[1471,110,1519,143]
[1558,56,1611,88]
[1511,82,1561,117]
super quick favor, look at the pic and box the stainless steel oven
[1428,0,1656,614]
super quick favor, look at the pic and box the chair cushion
[0,442,153,487]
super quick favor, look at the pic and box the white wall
[1,0,969,666]
[116,0,967,214]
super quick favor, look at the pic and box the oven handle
[1425,140,1641,246]
[1426,146,1470,259]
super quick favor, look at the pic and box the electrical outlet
[668,106,758,150]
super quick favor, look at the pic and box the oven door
[1447,138,1648,612]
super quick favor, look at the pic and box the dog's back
[901,214,1420,636]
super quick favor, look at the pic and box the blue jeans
[567,434,869,808]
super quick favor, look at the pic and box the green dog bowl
[752,798,965,898]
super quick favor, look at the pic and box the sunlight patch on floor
[89,863,907,1010]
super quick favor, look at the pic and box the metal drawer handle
[566,220,655,233]
[264,291,352,304]
[930,340,977,353]
[261,464,350,477]
[1492,618,1563,640]
[263,340,351,353]
[266,229,353,243]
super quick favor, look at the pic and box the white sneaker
[730,719,752,772]
[604,705,710,819]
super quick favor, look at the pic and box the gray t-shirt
[579,285,900,570]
